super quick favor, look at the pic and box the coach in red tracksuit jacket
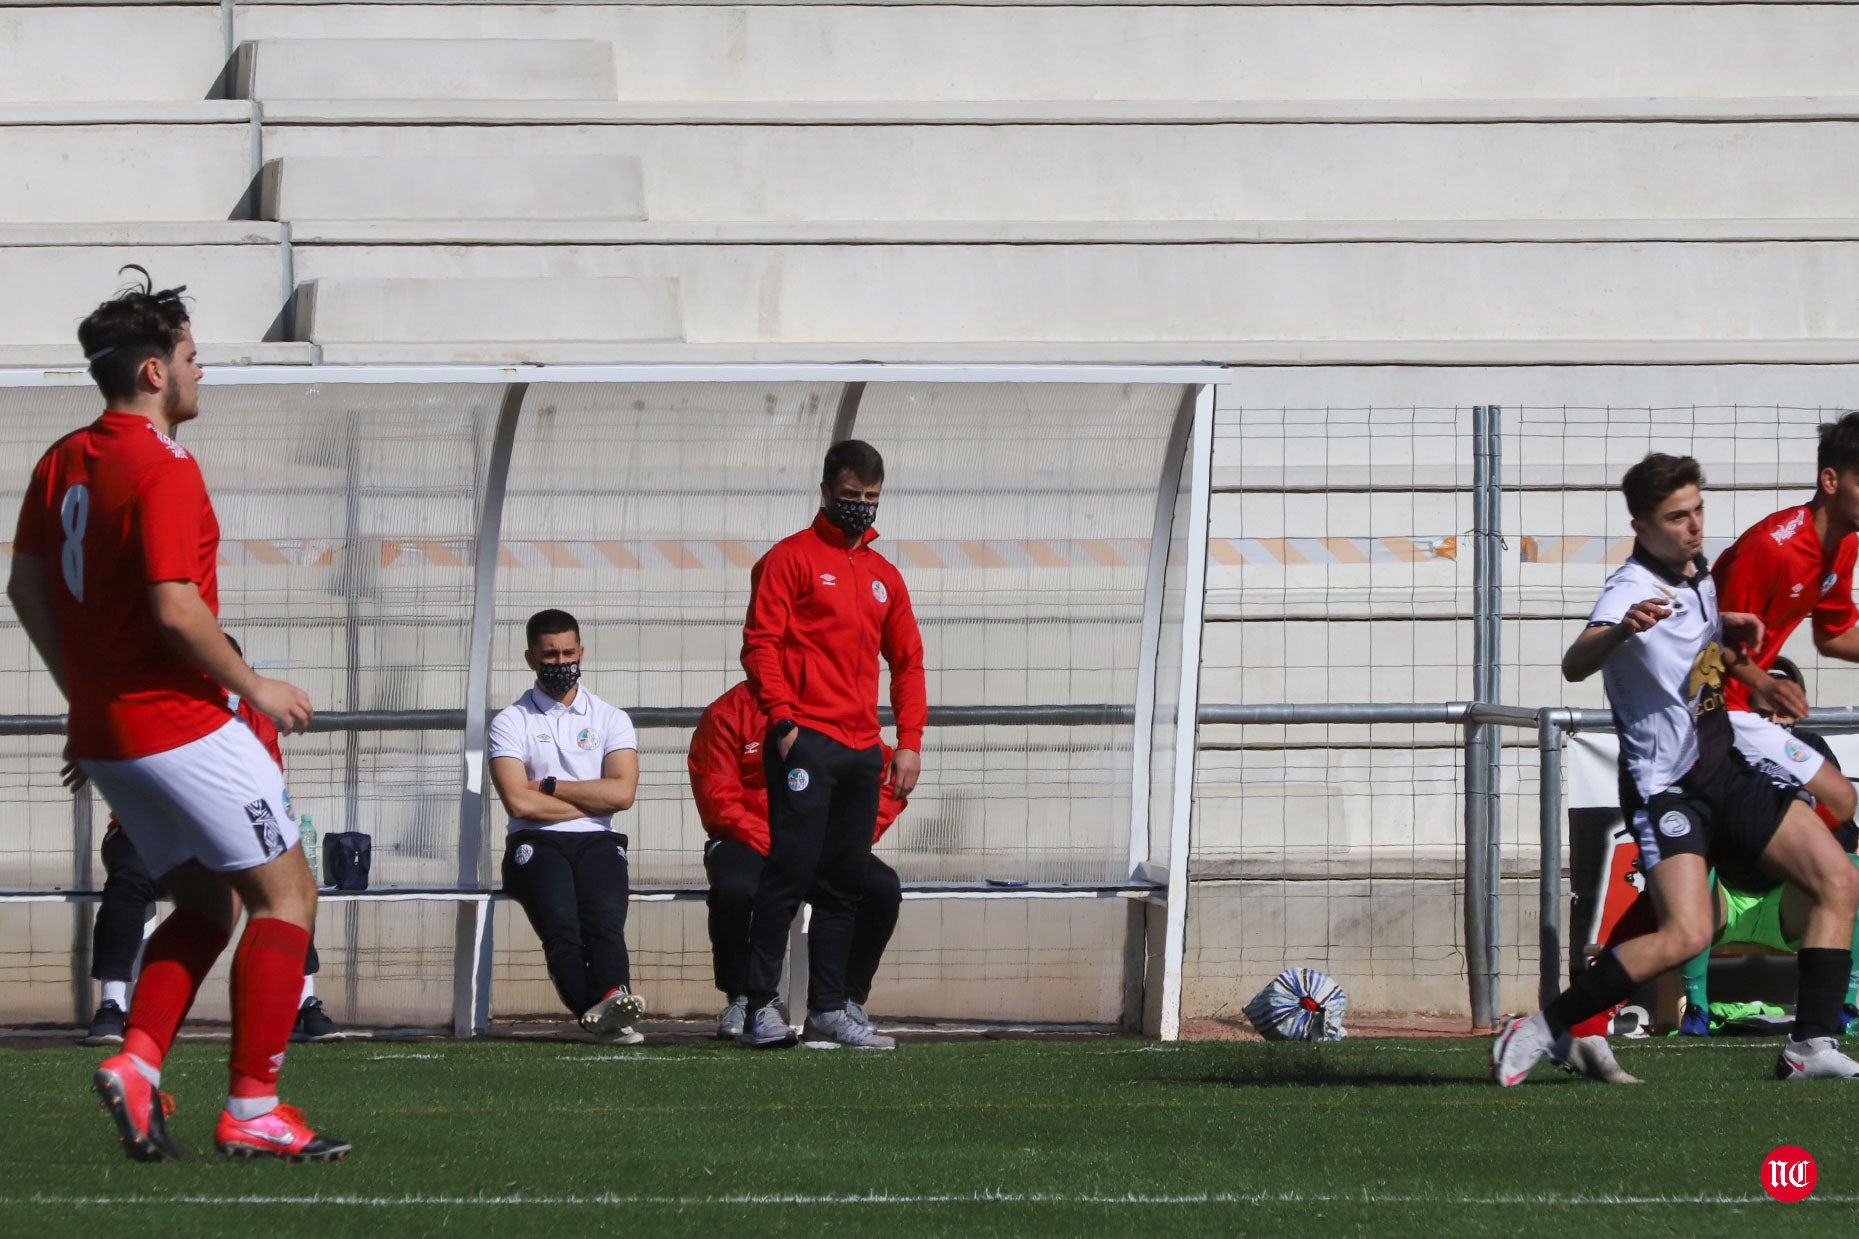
[690,681,908,1030]
[737,439,927,1046]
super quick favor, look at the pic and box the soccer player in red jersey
[1710,410,1859,821]
[6,271,346,1162]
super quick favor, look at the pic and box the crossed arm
[489,748,638,824]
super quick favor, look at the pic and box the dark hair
[76,266,190,405]
[526,608,579,649]
[822,439,885,489]
[1620,453,1704,520]
[1818,411,1859,476]
[1769,654,1803,687]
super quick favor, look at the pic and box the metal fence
[4,382,1849,1036]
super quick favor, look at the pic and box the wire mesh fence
[6,375,1847,1033]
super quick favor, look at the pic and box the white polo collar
[524,685,590,717]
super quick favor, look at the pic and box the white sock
[126,1054,160,1087]
[226,1095,277,1121]
[100,980,128,1008]
[299,974,315,1006]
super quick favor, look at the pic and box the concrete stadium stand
[227,4,1859,102]
[2,6,228,102]
[253,115,1859,226]
[258,155,646,221]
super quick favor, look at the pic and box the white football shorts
[1730,710,1827,787]
[80,719,297,877]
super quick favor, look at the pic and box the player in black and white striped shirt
[1493,453,1859,1084]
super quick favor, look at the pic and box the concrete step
[0,103,253,124]
[259,155,643,221]
[230,5,1859,102]
[293,276,682,349]
[277,221,1859,245]
[0,124,254,223]
[258,117,1859,225]
[286,239,1859,352]
[0,243,285,353]
[0,223,284,245]
[249,97,1859,124]
[236,38,616,101]
[3,6,227,103]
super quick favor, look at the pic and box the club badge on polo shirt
[577,727,599,750]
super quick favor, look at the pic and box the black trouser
[745,727,884,1013]
[92,827,320,983]
[501,828,631,1017]
[705,836,901,1003]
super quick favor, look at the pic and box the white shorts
[1730,710,1826,787]
[80,719,297,878]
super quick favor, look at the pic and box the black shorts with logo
[1624,749,1803,892]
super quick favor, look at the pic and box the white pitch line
[8,1191,1857,1208]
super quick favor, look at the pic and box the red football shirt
[13,411,229,760]
[688,680,905,855]
[1711,503,1859,711]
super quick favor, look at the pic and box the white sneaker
[593,1025,645,1046]
[1491,1013,1554,1087]
[1552,1034,1641,1084]
[1775,1035,1859,1080]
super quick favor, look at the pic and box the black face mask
[536,661,581,696]
[829,498,879,540]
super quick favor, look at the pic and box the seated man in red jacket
[689,680,908,1041]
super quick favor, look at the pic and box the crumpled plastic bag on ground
[1242,968,1348,1042]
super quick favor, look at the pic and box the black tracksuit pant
[92,827,320,983]
[501,828,632,1017]
[745,726,884,1013]
[705,836,901,1003]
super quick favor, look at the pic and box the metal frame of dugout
[0,364,1223,1039]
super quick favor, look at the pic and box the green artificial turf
[0,1036,1853,1237]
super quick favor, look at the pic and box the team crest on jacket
[787,768,811,792]
[514,843,534,866]
[871,580,888,603]
[1825,572,1840,595]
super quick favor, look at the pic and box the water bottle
[300,813,318,881]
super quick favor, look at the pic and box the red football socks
[122,909,231,1072]
[227,917,311,1099]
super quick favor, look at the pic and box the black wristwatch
[771,719,797,740]
[541,776,558,796]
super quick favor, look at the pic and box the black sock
[1544,948,1637,1039]
[1793,947,1852,1041]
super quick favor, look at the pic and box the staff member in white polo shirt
[489,608,646,1042]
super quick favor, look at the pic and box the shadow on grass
[1179,1046,1502,1090]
